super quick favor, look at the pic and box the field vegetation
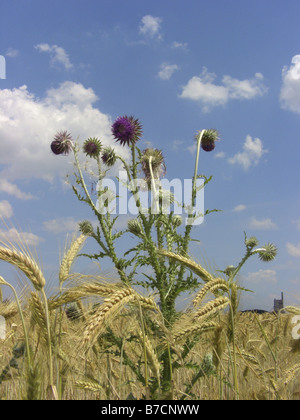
[1,117,299,400]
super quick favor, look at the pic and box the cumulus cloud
[158,63,179,80]
[286,242,300,257]
[6,48,19,58]
[249,217,278,230]
[171,41,188,50]
[0,179,34,200]
[0,82,127,193]
[233,204,247,212]
[280,55,300,114]
[228,135,268,170]
[35,43,73,70]
[244,269,278,283]
[179,68,267,112]
[0,200,13,218]
[0,227,42,247]
[139,15,162,39]
[43,217,80,234]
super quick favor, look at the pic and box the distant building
[273,292,284,312]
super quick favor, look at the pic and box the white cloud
[214,151,226,159]
[280,55,300,114]
[0,201,13,218]
[0,227,42,247]
[233,204,247,212]
[0,82,127,188]
[139,15,162,39]
[244,269,277,284]
[228,135,268,170]
[223,72,267,99]
[249,217,278,230]
[158,63,179,80]
[171,41,188,50]
[0,179,34,200]
[43,217,80,234]
[179,68,267,112]
[6,48,19,58]
[286,242,300,257]
[35,43,73,70]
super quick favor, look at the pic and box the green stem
[41,289,54,393]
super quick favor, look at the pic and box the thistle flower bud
[245,236,259,249]
[224,265,236,277]
[171,215,182,227]
[127,218,144,237]
[256,243,278,262]
[51,131,73,155]
[101,147,117,167]
[196,129,220,152]
[83,137,102,159]
[78,221,94,236]
[141,148,166,188]
[112,115,143,147]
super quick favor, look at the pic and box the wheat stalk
[193,278,229,307]
[59,234,87,285]
[157,250,214,283]
[82,287,135,347]
[0,246,46,291]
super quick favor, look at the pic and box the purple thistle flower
[51,131,73,155]
[112,115,142,147]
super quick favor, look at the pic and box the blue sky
[0,0,300,310]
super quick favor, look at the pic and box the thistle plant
[49,116,277,397]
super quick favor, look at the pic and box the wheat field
[1,292,300,400]
[0,233,299,400]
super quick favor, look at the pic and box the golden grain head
[0,246,46,291]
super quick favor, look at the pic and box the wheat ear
[172,321,217,341]
[30,292,49,344]
[284,306,300,315]
[48,280,121,310]
[157,250,214,282]
[0,246,45,291]
[137,329,161,385]
[193,296,230,322]
[59,234,87,285]
[284,363,300,386]
[193,278,229,307]
[82,287,135,347]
